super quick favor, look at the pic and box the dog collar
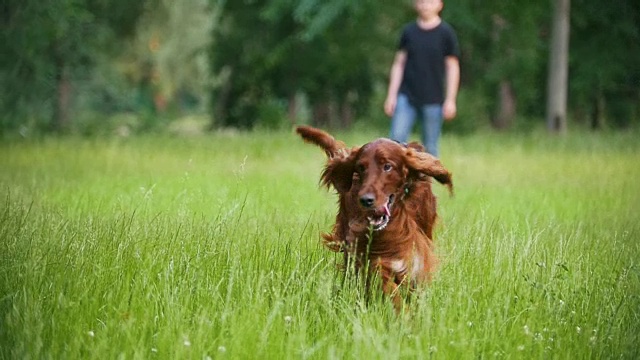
[401,181,411,200]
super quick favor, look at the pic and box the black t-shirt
[398,21,460,106]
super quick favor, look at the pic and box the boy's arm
[443,55,460,120]
[384,50,407,117]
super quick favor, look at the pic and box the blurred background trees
[1,0,638,136]
[1,0,150,133]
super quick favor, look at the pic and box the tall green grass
[1,129,639,359]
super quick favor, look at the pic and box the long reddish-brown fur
[296,125,453,310]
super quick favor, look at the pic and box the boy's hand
[443,99,457,121]
[384,96,397,117]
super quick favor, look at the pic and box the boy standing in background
[384,0,460,157]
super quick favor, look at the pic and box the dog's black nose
[359,193,375,208]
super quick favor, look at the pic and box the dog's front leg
[378,267,404,313]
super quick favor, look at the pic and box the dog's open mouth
[367,194,395,231]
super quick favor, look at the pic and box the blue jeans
[389,93,443,157]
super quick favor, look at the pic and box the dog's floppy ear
[405,148,453,195]
[407,141,425,152]
[321,147,359,193]
[296,125,347,158]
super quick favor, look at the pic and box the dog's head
[297,126,453,231]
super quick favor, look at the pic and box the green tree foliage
[445,0,550,129]
[128,0,216,113]
[211,0,554,130]
[2,0,638,135]
[210,0,288,128]
[0,0,148,134]
[211,0,639,131]
[209,0,405,129]
[570,0,640,128]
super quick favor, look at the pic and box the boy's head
[414,0,443,18]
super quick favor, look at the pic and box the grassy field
[1,129,639,359]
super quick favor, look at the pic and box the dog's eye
[383,163,393,172]
[357,164,366,174]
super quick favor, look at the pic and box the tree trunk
[312,102,332,128]
[591,90,606,129]
[287,93,298,125]
[210,67,233,130]
[546,0,571,133]
[52,62,71,132]
[493,80,516,130]
[340,101,353,129]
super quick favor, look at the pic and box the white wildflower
[88,330,95,337]
[218,346,227,353]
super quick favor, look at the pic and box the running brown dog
[296,125,453,310]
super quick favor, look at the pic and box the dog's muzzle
[362,194,395,231]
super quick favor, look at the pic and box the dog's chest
[390,254,424,279]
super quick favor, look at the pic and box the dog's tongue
[383,203,390,217]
